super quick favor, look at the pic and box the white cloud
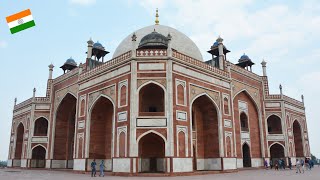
[0,41,7,48]
[70,0,96,6]
[139,0,166,13]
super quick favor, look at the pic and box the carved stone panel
[190,84,220,108]
[54,84,78,111]
[88,85,116,109]
[137,79,166,89]
[232,81,260,107]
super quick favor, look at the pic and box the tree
[311,154,319,164]
[0,161,7,167]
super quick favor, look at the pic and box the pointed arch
[293,120,304,157]
[267,114,283,134]
[31,145,47,168]
[52,92,77,167]
[14,122,25,160]
[138,131,166,173]
[242,142,251,167]
[233,89,264,158]
[86,94,115,159]
[269,142,286,158]
[33,117,49,136]
[138,81,166,116]
[137,130,167,144]
[190,92,222,165]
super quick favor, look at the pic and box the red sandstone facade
[7,23,310,174]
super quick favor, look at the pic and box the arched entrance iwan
[31,145,46,168]
[53,93,77,169]
[88,95,114,171]
[138,132,166,173]
[191,94,220,171]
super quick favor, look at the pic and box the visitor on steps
[296,159,301,173]
[91,159,97,177]
[288,158,292,170]
[269,159,273,169]
[99,160,105,177]
[264,159,268,169]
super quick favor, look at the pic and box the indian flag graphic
[6,9,36,34]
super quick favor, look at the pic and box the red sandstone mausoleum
[7,11,310,175]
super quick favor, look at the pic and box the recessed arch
[293,120,304,157]
[14,122,25,160]
[138,131,166,173]
[33,117,49,136]
[240,112,249,132]
[233,89,263,158]
[225,136,232,157]
[119,84,128,107]
[138,81,166,116]
[53,92,77,168]
[137,130,167,144]
[269,142,285,164]
[85,94,116,158]
[242,142,251,167]
[88,95,115,160]
[31,145,47,168]
[267,114,282,134]
[190,93,221,170]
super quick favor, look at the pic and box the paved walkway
[0,167,319,180]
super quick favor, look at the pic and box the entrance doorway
[138,132,165,173]
[31,146,46,168]
[242,143,251,167]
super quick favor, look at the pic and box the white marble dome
[113,25,203,60]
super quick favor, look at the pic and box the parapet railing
[172,50,230,79]
[265,94,304,107]
[136,49,167,57]
[80,51,132,81]
[283,95,304,107]
[35,97,50,102]
[14,98,32,110]
[265,94,281,100]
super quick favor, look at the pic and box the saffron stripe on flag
[10,20,35,34]
[6,9,32,23]
[7,15,33,29]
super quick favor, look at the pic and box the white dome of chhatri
[113,24,203,61]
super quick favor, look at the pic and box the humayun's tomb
[7,10,310,175]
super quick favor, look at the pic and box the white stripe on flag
[8,15,34,29]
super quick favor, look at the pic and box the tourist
[99,160,105,177]
[305,158,309,170]
[296,159,301,173]
[288,157,292,170]
[308,159,312,170]
[275,161,279,170]
[269,159,273,169]
[91,159,97,177]
[264,159,268,169]
[282,159,286,169]
[278,159,282,170]
[300,159,305,173]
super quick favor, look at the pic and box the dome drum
[138,30,168,49]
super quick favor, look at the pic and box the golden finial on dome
[155,8,159,25]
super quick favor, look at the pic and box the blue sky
[0,0,319,160]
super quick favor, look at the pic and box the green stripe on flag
[10,20,35,34]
